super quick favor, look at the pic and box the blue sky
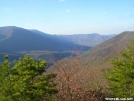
[0,0,134,35]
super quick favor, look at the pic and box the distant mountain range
[0,26,116,67]
[0,26,115,52]
[0,26,89,65]
[55,33,116,46]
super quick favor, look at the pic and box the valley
[0,26,115,67]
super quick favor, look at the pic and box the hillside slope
[80,31,134,68]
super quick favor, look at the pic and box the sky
[0,0,134,35]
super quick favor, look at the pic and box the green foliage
[0,55,57,101]
[105,41,134,97]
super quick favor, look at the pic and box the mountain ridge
[80,31,134,68]
[55,33,116,46]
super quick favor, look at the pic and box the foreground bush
[0,55,57,101]
[47,50,106,101]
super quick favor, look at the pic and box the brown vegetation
[47,49,109,100]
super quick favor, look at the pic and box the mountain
[55,33,116,46]
[80,31,134,68]
[0,26,71,52]
[0,26,91,66]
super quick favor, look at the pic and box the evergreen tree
[0,55,57,101]
[105,41,134,97]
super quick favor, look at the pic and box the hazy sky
[0,0,134,35]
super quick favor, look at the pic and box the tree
[0,55,57,101]
[105,41,134,97]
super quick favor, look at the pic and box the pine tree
[105,41,134,97]
[0,55,57,101]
